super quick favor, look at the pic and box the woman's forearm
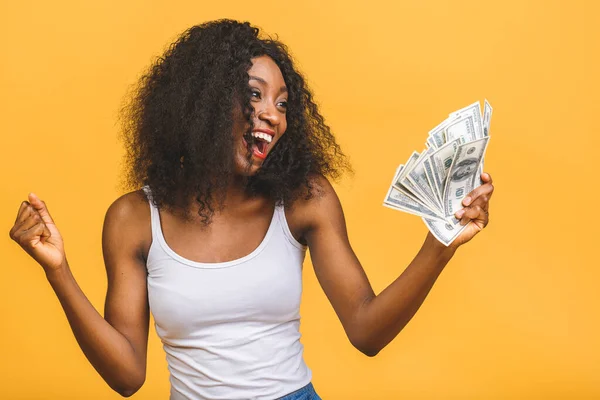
[45,262,144,396]
[355,233,456,356]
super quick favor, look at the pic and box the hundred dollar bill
[422,157,440,203]
[478,99,493,179]
[482,99,493,137]
[444,114,478,143]
[404,179,440,214]
[426,136,436,149]
[427,115,460,149]
[393,152,440,213]
[390,165,428,207]
[406,147,443,213]
[442,137,490,218]
[422,216,468,246]
[393,152,419,187]
[401,150,443,213]
[384,176,447,222]
[429,138,463,204]
[393,153,422,202]
[449,101,484,139]
[394,172,439,213]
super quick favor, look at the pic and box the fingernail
[463,197,471,206]
[455,209,465,218]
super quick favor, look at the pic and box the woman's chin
[235,138,270,176]
[233,154,262,177]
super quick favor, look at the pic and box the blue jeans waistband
[276,382,322,400]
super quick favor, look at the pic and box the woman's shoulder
[289,174,340,213]
[285,175,343,243]
[104,189,152,260]
[106,189,151,221]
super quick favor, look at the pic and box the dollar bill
[393,152,419,188]
[394,152,440,212]
[482,99,493,137]
[426,137,436,148]
[385,165,446,220]
[390,165,429,208]
[406,148,443,213]
[449,101,484,139]
[442,137,490,218]
[429,138,462,203]
[445,114,478,143]
[422,157,440,203]
[427,115,460,149]
[395,177,437,212]
[478,99,493,179]
[422,216,468,246]
[384,186,447,222]
[393,153,423,205]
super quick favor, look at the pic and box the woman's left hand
[449,172,494,248]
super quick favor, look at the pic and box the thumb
[28,192,55,225]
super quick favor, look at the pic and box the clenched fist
[9,193,66,274]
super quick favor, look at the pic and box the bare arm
[10,192,151,396]
[301,175,493,356]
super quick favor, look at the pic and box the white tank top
[142,187,312,400]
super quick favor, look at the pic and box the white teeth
[251,131,273,143]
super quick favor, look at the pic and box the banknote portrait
[450,158,478,181]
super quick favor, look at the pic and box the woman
[9,19,494,399]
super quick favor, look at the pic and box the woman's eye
[278,101,288,110]
[251,90,261,99]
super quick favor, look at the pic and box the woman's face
[232,55,288,176]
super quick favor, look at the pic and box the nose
[257,102,281,127]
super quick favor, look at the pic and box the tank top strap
[142,185,161,241]
[274,203,307,251]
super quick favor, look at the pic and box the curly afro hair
[118,19,351,223]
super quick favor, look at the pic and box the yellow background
[1,0,598,398]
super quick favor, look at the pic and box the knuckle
[16,235,26,247]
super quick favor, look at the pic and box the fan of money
[383,100,492,246]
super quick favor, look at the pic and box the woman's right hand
[9,193,66,274]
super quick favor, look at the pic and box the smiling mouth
[245,131,273,160]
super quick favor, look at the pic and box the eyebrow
[249,75,288,94]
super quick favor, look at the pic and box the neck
[177,174,261,220]
[221,175,254,207]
